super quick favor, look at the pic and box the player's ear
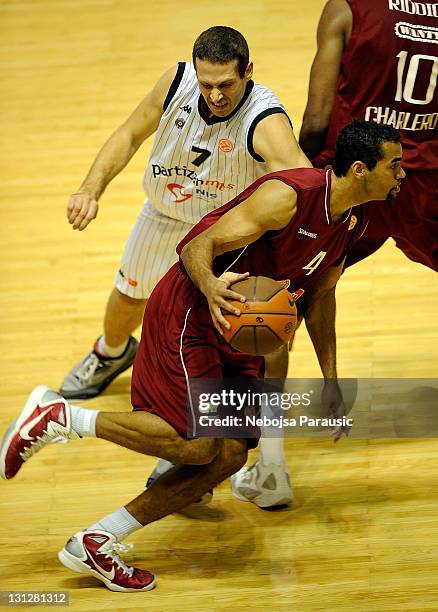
[351,161,366,178]
[245,62,254,81]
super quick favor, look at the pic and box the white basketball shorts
[115,199,193,299]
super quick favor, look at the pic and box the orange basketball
[223,276,297,356]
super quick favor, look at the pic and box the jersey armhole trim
[163,62,186,112]
[247,108,292,162]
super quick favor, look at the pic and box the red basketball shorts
[131,262,264,438]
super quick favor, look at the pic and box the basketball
[222,276,297,355]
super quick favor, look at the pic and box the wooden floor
[1,1,437,610]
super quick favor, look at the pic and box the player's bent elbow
[180,237,200,266]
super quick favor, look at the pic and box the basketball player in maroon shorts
[234,0,437,508]
[0,120,405,592]
[299,0,437,271]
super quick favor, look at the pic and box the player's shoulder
[321,0,352,26]
[268,167,328,191]
[251,80,283,104]
[173,61,198,86]
[160,61,198,112]
[165,61,198,87]
[183,61,196,76]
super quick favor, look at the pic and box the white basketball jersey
[143,62,290,224]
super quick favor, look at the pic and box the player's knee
[177,437,221,465]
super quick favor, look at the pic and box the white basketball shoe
[231,461,293,508]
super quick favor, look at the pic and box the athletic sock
[70,405,99,437]
[88,507,143,540]
[153,458,175,477]
[97,336,129,359]
[259,394,286,466]
[259,436,286,466]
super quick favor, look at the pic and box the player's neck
[329,173,366,222]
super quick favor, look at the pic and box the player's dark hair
[192,26,249,78]
[333,120,401,177]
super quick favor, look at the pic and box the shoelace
[105,542,134,577]
[75,353,101,384]
[19,422,75,462]
[20,431,60,461]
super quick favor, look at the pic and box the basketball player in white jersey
[61,26,309,504]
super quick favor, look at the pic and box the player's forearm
[180,234,218,294]
[78,127,139,200]
[304,288,338,379]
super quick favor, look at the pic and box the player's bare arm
[180,179,297,334]
[301,260,347,440]
[299,0,352,158]
[302,260,343,378]
[67,65,178,231]
[252,112,311,171]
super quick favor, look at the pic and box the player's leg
[231,320,303,507]
[145,456,213,505]
[145,336,292,505]
[103,288,146,349]
[130,438,248,521]
[231,343,291,507]
[95,410,220,464]
[264,343,289,379]
[57,438,248,592]
[259,345,289,467]
[60,200,192,400]
[0,385,220,480]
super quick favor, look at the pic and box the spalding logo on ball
[222,276,298,356]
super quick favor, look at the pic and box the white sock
[70,405,99,437]
[259,437,286,466]
[97,336,129,358]
[154,458,175,477]
[88,507,143,541]
[259,394,286,466]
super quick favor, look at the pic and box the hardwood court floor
[1,1,437,610]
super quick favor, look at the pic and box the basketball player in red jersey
[60,26,310,509]
[0,120,405,592]
[299,0,437,270]
[233,0,438,510]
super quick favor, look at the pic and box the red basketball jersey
[317,0,437,170]
[177,168,368,295]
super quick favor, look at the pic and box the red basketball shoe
[58,530,156,592]
[0,385,78,479]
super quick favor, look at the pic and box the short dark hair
[332,120,401,177]
[192,26,249,78]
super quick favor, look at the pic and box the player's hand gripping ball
[223,276,297,355]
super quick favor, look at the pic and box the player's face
[195,58,253,118]
[367,142,406,200]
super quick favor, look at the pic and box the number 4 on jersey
[302,251,327,275]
